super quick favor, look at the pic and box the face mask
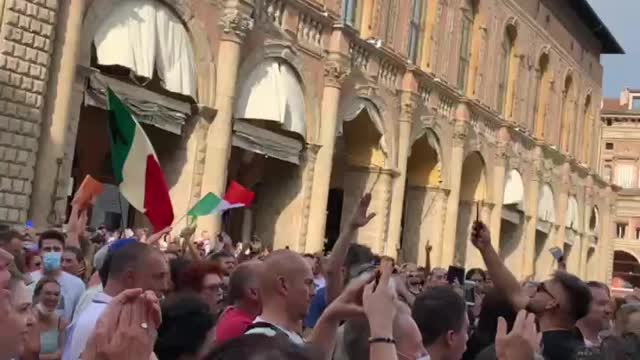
[42,252,62,272]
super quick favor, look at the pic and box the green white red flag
[107,88,174,231]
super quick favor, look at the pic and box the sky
[587,0,638,98]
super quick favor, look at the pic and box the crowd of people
[1,193,640,359]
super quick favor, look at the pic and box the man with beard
[577,281,613,347]
[471,221,591,360]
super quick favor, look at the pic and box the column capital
[494,142,509,162]
[453,120,468,147]
[400,91,420,124]
[324,54,350,89]
[219,8,254,42]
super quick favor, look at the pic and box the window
[532,53,549,137]
[457,3,474,93]
[606,119,612,126]
[632,97,640,110]
[407,0,424,63]
[559,75,573,152]
[384,0,399,44]
[636,227,640,240]
[616,164,636,188]
[342,0,358,27]
[606,142,614,150]
[497,29,514,115]
[617,223,627,239]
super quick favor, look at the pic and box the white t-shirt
[245,316,305,345]
[73,284,103,319]
[29,271,86,322]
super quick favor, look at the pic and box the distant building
[601,90,640,288]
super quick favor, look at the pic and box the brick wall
[0,0,57,223]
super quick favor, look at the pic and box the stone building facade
[0,0,622,281]
[601,89,640,288]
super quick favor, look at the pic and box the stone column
[522,158,542,278]
[386,90,419,258]
[199,4,253,235]
[440,104,469,267]
[305,49,350,253]
[29,0,85,226]
[489,141,508,249]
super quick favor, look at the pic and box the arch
[581,92,594,163]
[537,184,555,223]
[565,195,579,230]
[615,250,640,265]
[613,250,640,288]
[234,59,306,138]
[503,169,524,209]
[407,129,442,187]
[337,96,389,156]
[460,151,487,201]
[79,0,216,105]
[533,51,550,138]
[91,0,199,98]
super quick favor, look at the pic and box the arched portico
[500,169,526,274]
[457,151,487,268]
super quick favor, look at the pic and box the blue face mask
[42,252,62,272]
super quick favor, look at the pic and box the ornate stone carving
[453,121,468,147]
[400,92,420,123]
[219,8,254,41]
[323,59,350,88]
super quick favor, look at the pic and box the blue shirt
[304,286,327,329]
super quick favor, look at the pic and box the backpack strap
[245,321,287,337]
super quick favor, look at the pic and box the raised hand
[349,193,377,230]
[363,258,397,336]
[496,310,541,360]
[145,226,172,245]
[470,221,491,251]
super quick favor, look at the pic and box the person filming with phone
[470,221,591,360]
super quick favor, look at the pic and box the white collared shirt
[62,292,112,360]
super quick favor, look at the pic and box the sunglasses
[537,282,556,299]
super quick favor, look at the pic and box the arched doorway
[500,169,526,273]
[534,184,556,278]
[227,59,306,250]
[71,0,198,230]
[613,250,640,288]
[400,130,442,264]
[326,97,387,253]
[564,196,580,273]
[457,152,487,267]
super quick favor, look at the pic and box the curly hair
[177,261,225,293]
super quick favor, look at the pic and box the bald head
[259,250,315,321]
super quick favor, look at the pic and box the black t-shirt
[541,329,585,360]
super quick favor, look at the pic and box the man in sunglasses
[471,221,591,360]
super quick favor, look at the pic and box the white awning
[232,120,303,165]
[94,0,196,98]
[501,205,523,225]
[537,184,555,223]
[503,169,524,210]
[565,228,576,245]
[566,196,579,230]
[234,60,306,138]
[337,97,388,154]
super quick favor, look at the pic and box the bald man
[245,250,315,345]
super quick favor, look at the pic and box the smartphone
[464,280,476,305]
[447,265,465,285]
[549,246,563,261]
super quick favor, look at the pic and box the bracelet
[368,337,396,344]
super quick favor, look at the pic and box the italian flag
[107,88,174,231]
[188,181,255,218]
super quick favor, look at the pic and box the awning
[94,0,196,98]
[84,70,191,135]
[566,196,579,230]
[501,205,523,225]
[232,120,303,165]
[536,220,552,234]
[337,97,388,154]
[234,60,306,138]
[503,169,524,210]
[410,127,441,160]
[537,184,555,223]
[565,228,577,245]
